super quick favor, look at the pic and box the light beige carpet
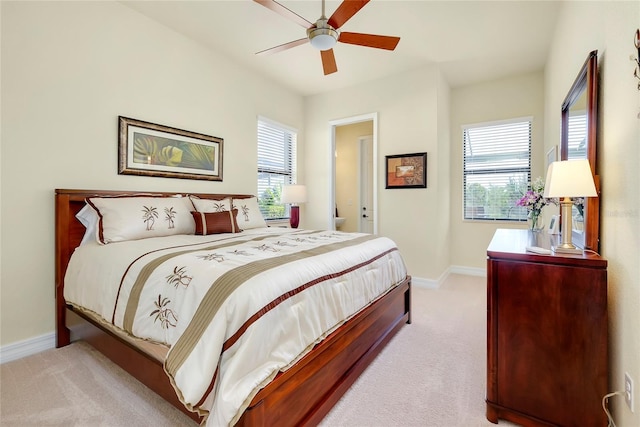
[0,340,195,426]
[0,274,516,426]
[320,274,516,427]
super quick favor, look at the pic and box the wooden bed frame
[55,188,412,426]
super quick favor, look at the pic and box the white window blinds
[257,117,297,219]
[566,112,587,160]
[463,118,532,221]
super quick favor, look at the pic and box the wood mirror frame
[560,50,599,251]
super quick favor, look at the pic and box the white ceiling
[122,0,562,96]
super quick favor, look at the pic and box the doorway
[330,113,378,234]
[359,136,374,233]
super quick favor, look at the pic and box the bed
[55,188,411,426]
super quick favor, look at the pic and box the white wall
[304,66,448,281]
[544,2,640,425]
[450,72,546,269]
[0,1,303,346]
[434,72,451,276]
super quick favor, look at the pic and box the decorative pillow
[76,203,99,246]
[233,197,267,229]
[189,196,232,213]
[87,196,195,244]
[191,209,240,235]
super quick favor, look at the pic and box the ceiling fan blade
[327,0,370,29]
[253,0,313,28]
[256,38,309,56]
[321,49,338,75]
[339,32,400,50]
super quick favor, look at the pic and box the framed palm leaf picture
[118,116,223,181]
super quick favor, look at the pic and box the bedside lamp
[543,159,597,254]
[281,184,307,228]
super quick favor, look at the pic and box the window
[257,117,297,220]
[463,118,532,221]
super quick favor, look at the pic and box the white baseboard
[410,276,440,289]
[450,265,486,277]
[410,265,485,289]
[410,268,443,289]
[0,332,56,364]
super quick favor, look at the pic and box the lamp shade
[543,159,597,198]
[281,185,307,204]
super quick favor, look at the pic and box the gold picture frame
[118,116,223,181]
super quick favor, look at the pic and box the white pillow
[87,196,195,244]
[189,196,232,213]
[233,197,267,229]
[76,203,99,246]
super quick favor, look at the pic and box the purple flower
[515,177,555,213]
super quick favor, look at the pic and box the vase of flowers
[516,177,554,232]
[529,210,543,231]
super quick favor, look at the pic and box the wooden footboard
[55,189,411,425]
[237,277,411,426]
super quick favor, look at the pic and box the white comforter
[64,228,407,426]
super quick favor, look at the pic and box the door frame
[358,135,374,233]
[329,112,378,234]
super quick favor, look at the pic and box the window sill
[462,219,526,225]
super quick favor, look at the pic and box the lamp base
[554,197,583,255]
[552,245,583,255]
[289,205,300,229]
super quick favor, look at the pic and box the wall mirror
[560,50,599,251]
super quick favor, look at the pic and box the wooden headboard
[54,189,254,347]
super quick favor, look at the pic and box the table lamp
[281,184,307,228]
[543,159,597,254]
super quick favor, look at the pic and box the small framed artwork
[118,116,223,181]
[546,145,558,170]
[385,152,427,189]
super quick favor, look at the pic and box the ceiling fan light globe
[308,28,338,50]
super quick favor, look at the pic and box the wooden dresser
[486,229,608,427]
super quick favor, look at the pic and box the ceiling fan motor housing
[307,18,339,50]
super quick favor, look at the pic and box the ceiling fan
[254,0,400,75]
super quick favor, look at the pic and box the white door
[359,136,374,233]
